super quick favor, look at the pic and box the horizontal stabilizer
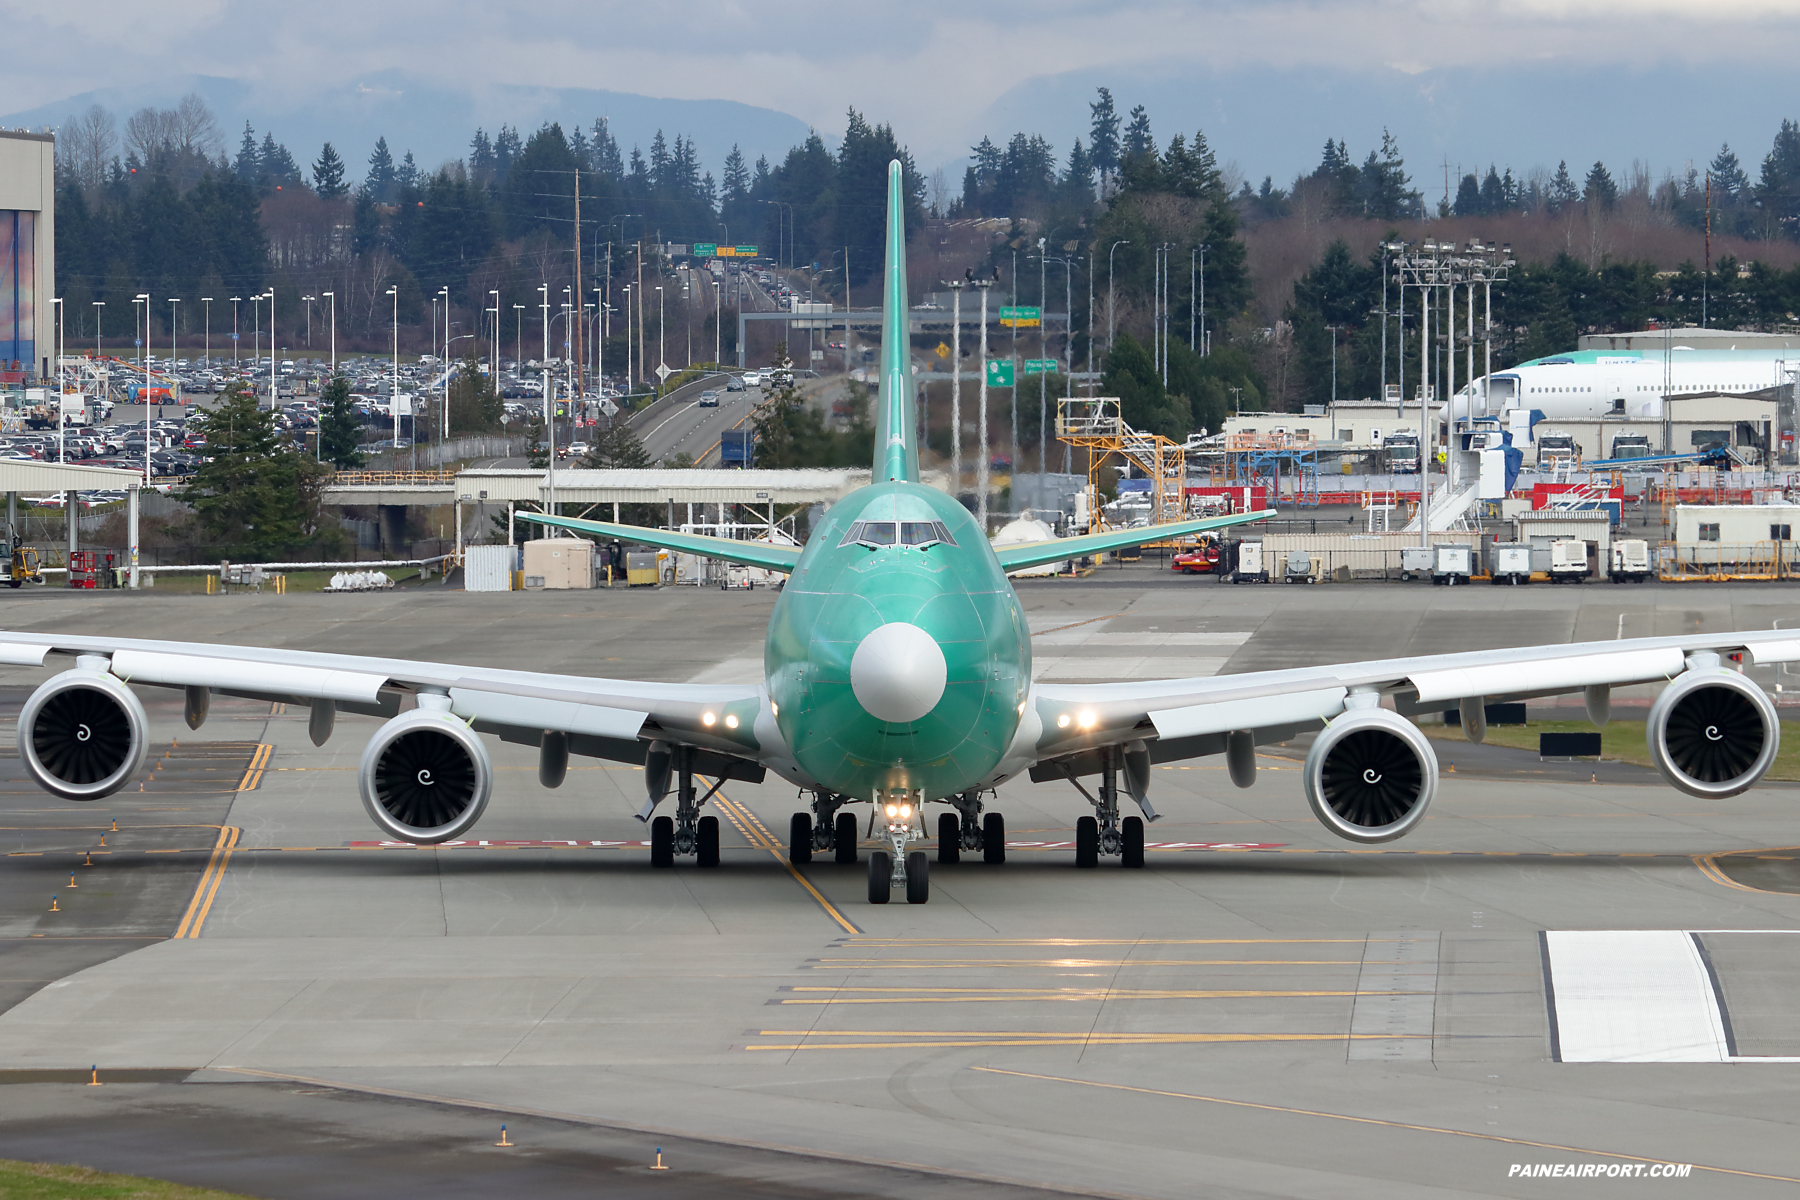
[515,512,802,574]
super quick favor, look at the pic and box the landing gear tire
[835,812,859,864]
[1121,815,1145,868]
[937,812,960,863]
[650,815,674,868]
[789,812,813,864]
[1075,816,1099,869]
[868,851,892,904]
[906,851,930,904]
[983,812,1006,864]
[696,815,720,868]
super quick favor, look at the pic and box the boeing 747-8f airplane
[4,163,1794,903]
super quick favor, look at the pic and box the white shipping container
[464,545,516,592]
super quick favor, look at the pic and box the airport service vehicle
[1431,544,1472,586]
[1611,539,1652,583]
[1170,542,1221,575]
[1399,545,1434,582]
[1222,538,1267,583]
[1537,433,1579,470]
[1284,551,1322,584]
[1549,538,1590,582]
[1384,432,1420,474]
[2,164,1795,906]
[1610,433,1654,460]
[1490,542,1532,585]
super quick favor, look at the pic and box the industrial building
[0,129,55,383]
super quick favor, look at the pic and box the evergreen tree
[591,118,623,179]
[1479,165,1506,214]
[234,122,259,182]
[447,352,504,434]
[580,416,652,468]
[351,189,383,255]
[1757,119,1800,225]
[1583,161,1618,208]
[1122,105,1154,160]
[318,373,365,468]
[365,136,396,201]
[1710,143,1749,201]
[469,129,495,181]
[722,145,749,202]
[1088,87,1121,183]
[493,125,522,181]
[395,150,420,193]
[1061,137,1094,206]
[1102,333,1188,439]
[313,142,348,198]
[1453,173,1482,217]
[1548,160,1579,210]
[181,380,327,557]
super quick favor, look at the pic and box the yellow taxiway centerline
[713,793,863,936]
[172,825,240,939]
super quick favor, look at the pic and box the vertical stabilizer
[875,160,917,483]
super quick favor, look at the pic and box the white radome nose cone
[850,622,947,723]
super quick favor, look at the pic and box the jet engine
[17,668,149,800]
[1648,668,1779,799]
[358,707,492,843]
[1303,707,1438,843]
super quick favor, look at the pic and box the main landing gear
[935,792,1005,866]
[788,792,860,865]
[649,748,724,869]
[1069,748,1145,870]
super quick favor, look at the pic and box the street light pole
[1197,244,1209,356]
[136,294,150,487]
[387,286,399,450]
[948,279,963,502]
[168,298,180,411]
[230,296,241,367]
[322,292,335,377]
[92,301,103,362]
[975,277,992,534]
[1107,240,1130,354]
[540,285,555,518]
[201,296,212,365]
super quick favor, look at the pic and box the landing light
[725,714,739,729]
[702,711,716,727]
[1057,714,1071,729]
[1078,710,1097,730]
[885,803,898,818]
[771,702,779,716]
[899,804,911,819]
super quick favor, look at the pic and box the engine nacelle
[18,668,149,800]
[1648,670,1779,799]
[1303,707,1438,843]
[358,707,492,843]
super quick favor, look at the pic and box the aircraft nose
[850,622,947,723]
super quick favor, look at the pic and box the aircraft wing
[516,511,802,574]
[1027,628,1800,771]
[993,510,1272,573]
[0,630,777,777]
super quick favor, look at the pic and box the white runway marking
[1545,930,1729,1062]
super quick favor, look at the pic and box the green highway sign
[693,242,717,257]
[998,306,1040,327]
[1023,358,1058,374]
[985,360,1014,387]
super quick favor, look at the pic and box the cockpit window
[901,521,939,546]
[840,517,955,549]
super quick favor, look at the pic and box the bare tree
[170,93,222,157]
[60,104,116,192]
[927,168,950,217]
[125,105,177,162]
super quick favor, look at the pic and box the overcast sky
[8,1,1800,186]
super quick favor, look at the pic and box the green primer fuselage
[766,480,1028,803]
